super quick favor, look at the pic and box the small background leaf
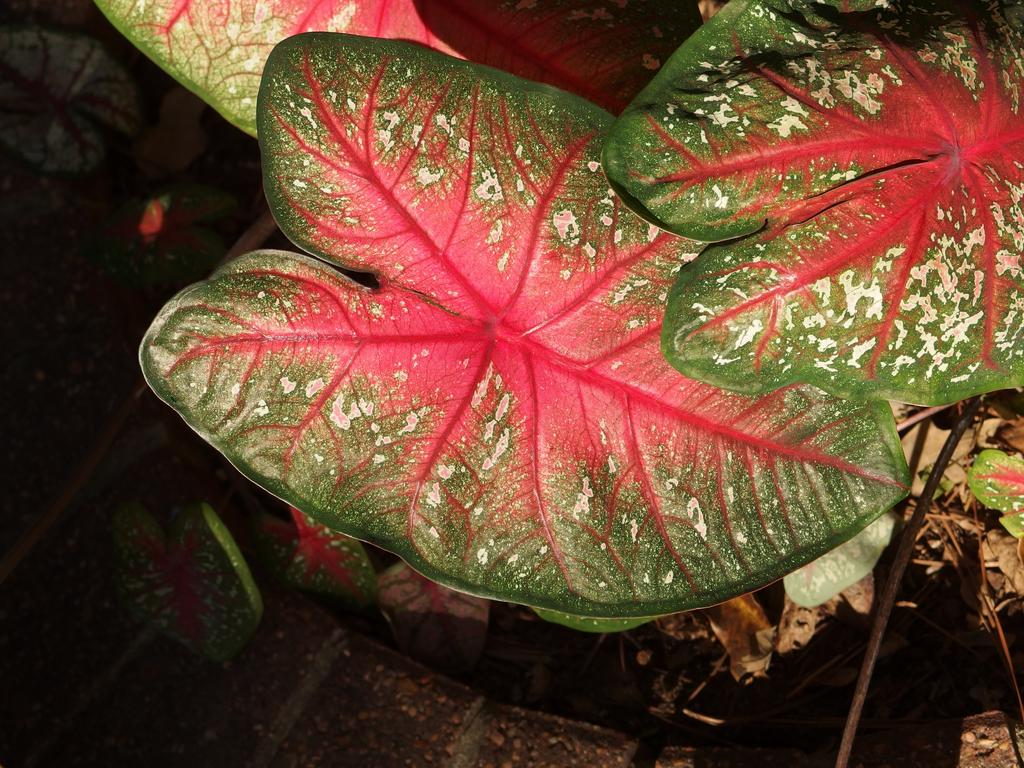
[378,562,489,673]
[86,184,236,286]
[969,449,1024,538]
[784,512,897,608]
[112,501,263,661]
[0,25,140,175]
[703,593,773,682]
[252,506,377,608]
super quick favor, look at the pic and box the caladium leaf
[604,0,1024,405]
[0,25,141,175]
[969,449,1024,538]
[112,502,263,661]
[783,510,896,608]
[378,561,489,672]
[533,608,653,633]
[86,184,237,287]
[140,34,909,616]
[94,0,701,133]
[252,505,378,606]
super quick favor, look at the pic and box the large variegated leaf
[140,35,908,616]
[94,0,701,133]
[969,449,1024,537]
[0,26,141,174]
[112,502,263,660]
[604,0,1024,405]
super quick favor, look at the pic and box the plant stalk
[834,396,981,768]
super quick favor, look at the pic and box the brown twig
[225,207,278,261]
[896,403,952,433]
[0,208,280,585]
[835,396,982,768]
[971,506,1024,721]
[0,379,147,584]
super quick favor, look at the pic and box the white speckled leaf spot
[141,35,909,616]
[604,0,1024,405]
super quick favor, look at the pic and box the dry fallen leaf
[703,593,774,681]
[983,530,1024,597]
[775,596,820,656]
[698,0,727,21]
[996,417,1024,454]
[902,422,976,496]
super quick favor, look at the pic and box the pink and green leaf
[252,505,377,607]
[783,510,896,608]
[0,25,141,175]
[141,35,908,616]
[968,449,1024,538]
[94,0,700,133]
[604,0,1024,405]
[378,561,489,672]
[533,608,654,633]
[112,502,263,660]
[86,184,237,286]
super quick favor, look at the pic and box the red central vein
[499,131,595,320]
[688,172,948,337]
[298,56,498,319]
[521,348,574,588]
[979,472,1024,493]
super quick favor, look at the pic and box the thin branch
[0,379,147,584]
[896,403,952,433]
[225,207,278,261]
[0,207,280,585]
[835,396,982,768]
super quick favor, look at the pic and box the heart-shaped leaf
[112,502,263,661]
[378,561,489,672]
[95,0,701,134]
[0,25,141,175]
[140,34,908,616]
[604,0,1024,405]
[533,608,653,633]
[783,510,896,608]
[969,449,1024,538]
[252,505,378,606]
[86,184,237,286]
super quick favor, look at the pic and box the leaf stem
[225,207,278,262]
[834,396,981,768]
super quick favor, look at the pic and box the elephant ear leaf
[533,608,654,633]
[86,184,237,287]
[783,510,896,608]
[378,561,489,673]
[112,502,263,661]
[969,449,1024,538]
[252,506,378,607]
[604,0,1024,405]
[0,25,140,175]
[94,0,701,134]
[141,34,908,617]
